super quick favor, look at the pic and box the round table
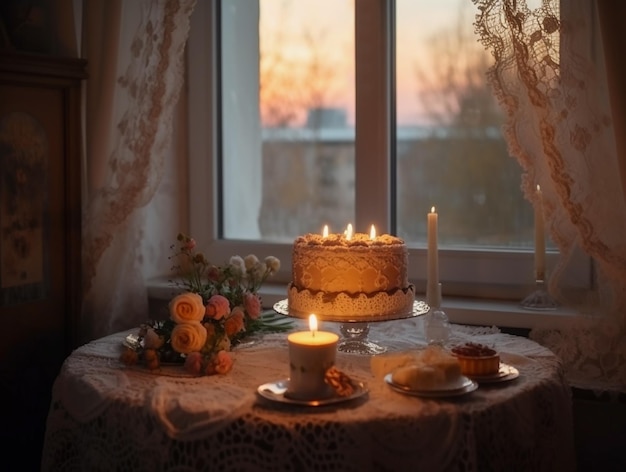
[41,317,576,471]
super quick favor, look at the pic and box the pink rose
[184,238,196,250]
[184,351,203,375]
[225,307,245,337]
[169,292,205,324]
[205,294,230,320]
[170,322,207,354]
[214,350,234,375]
[244,292,261,320]
[207,265,220,282]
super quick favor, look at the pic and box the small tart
[451,342,500,376]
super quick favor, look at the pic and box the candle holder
[337,322,386,355]
[520,279,559,311]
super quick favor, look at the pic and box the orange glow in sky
[259,0,483,127]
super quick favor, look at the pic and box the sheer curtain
[80,0,196,343]
[472,0,626,392]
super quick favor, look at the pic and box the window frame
[185,0,591,310]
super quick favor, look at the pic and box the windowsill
[148,278,578,332]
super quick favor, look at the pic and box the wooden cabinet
[0,52,86,470]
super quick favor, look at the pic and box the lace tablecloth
[42,317,576,471]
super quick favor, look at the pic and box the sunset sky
[259,0,484,126]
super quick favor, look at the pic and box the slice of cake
[287,231,415,318]
[370,350,421,379]
[392,363,464,391]
[388,345,465,391]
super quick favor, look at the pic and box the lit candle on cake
[345,223,353,241]
[370,224,376,240]
[534,185,546,281]
[286,315,339,400]
[322,224,329,238]
[426,206,440,307]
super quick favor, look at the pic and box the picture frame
[0,51,86,350]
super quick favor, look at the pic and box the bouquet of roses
[120,232,288,375]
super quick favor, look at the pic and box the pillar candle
[427,207,440,307]
[286,315,339,401]
[534,185,546,281]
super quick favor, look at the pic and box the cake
[390,345,465,391]
[370,350,421,379]
[287,232,415,318]
[451,342,500,376]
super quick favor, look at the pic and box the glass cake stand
[273,299,429,355]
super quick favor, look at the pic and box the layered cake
[451,342,500,376]
[390,345,465,390]
[287,232,415,318]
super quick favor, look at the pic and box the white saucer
[384,373,478,398]
[257,379,369,406]
[466,363,520,384]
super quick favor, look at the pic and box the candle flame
[370,224,376,239]
[536,184,541,192]
[322,225,329,237]
[431,206,436,213]
[345,223,353,241]
[309,314,318,336]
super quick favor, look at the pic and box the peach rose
[170,322,207,354]
[169,292,205,324]
[205,294,230,320]
[225,307,245,336]
[213,350,234,375]
[243,292,261,320]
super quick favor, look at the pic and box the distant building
[305,107,348,129]
[259,107,529,246]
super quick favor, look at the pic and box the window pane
[395,0,535,249]
[220,0,355,242]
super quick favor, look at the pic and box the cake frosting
[287,232,415,318]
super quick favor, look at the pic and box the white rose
[264,256,280,273]
[244,254,260,270]
[229,255,245,275]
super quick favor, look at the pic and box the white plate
[466,363,520,384]
[257,379,368,406]
[384,373,478,398]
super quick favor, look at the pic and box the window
[186,0,590,309]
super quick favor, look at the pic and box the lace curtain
[80,0,196,343]
[472,0,626,392]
